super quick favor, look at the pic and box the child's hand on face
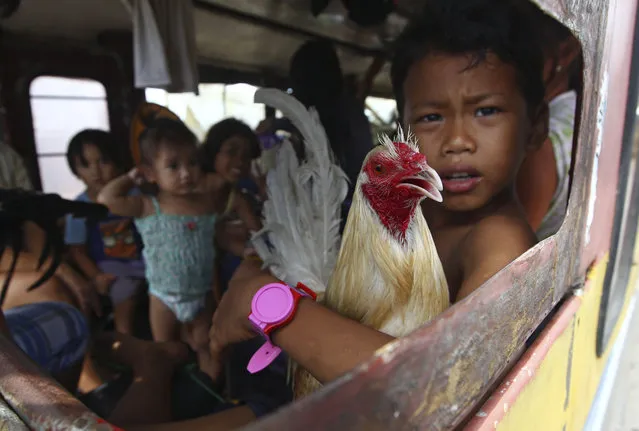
[92,273,116,296]
[128,167,145,186]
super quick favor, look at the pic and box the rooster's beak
[399,164,443,203]
[422,164,443,203]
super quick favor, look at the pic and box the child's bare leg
[78,355,106,394]
[149,295,180,342]
[113,297,137,334]
[185,300,215,378]
[94,332,188,426]
[107,273,143,335]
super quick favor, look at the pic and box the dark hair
[290,39,344,107]
[200,118,261,172]
[66,129,120,176]
[529,5,574,48]
[390,0,545,118]
[0,188,108,306]
[138,118,198,165]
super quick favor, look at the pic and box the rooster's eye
[374,164,384,174]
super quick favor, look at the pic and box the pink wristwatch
[247,282,316,374]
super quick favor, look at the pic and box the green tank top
[134,197,217,297]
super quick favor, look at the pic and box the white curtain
[132,0,199,94]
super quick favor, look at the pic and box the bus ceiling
[0,0,432,98]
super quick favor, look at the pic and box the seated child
[199,119,264,293]
[390,0,547,301]
[98,118,221,376]
[64,130,145,334]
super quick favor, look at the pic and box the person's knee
[5,301,89,374]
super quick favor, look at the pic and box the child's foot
[93,332,189,370]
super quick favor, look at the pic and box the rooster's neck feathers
[325,187,449,335]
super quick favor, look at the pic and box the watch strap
[247,340,282,374]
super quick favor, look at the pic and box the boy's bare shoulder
[467,214,537,258]
[456,214,537,301]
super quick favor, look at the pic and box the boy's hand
[65,270,103,317]
[208,260,274,379]
[127,168,145,186]
[92,273,116,296]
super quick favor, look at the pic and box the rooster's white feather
[251,88,348,294]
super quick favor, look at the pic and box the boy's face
[74,143,118,192]
[214,136,252,184]
[146,143,202,195]
[402,53,546,213]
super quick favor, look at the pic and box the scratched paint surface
[488,250,635,431]
[466,215,639,430]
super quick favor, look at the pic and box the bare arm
[210,260,394,384]
[516,138,558,231]
[456,216,537,301]
[234,194,261,232]
[97,171,149,218]
[274,296,394,383]
[68,245,101,280]
[356,56,386,103]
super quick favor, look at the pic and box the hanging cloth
[132,0,199,94]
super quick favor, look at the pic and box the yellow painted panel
[497,227,639,431]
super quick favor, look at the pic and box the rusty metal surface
[0,395,29,430]
[240,0,631,428]
[0,334,121,431]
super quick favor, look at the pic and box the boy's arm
[64,214,115,294]
[516,138,558,231]
[97,170,150,218]
[456,216,537,302]
[64,214,99,279]
[68,246,100,279]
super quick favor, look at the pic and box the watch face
[252,283,294,324]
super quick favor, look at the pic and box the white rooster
[251,88,450,399]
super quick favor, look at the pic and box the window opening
[29,76,109,199]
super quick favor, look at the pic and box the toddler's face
[74,143,118,192]
[402,52,546,213]
[214,136,252,184]
[150,143,202,195]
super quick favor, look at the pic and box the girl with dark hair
[199,118,263,293]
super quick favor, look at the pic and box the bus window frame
[595,5,639,356]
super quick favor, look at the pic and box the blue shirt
[64,190,144,265]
